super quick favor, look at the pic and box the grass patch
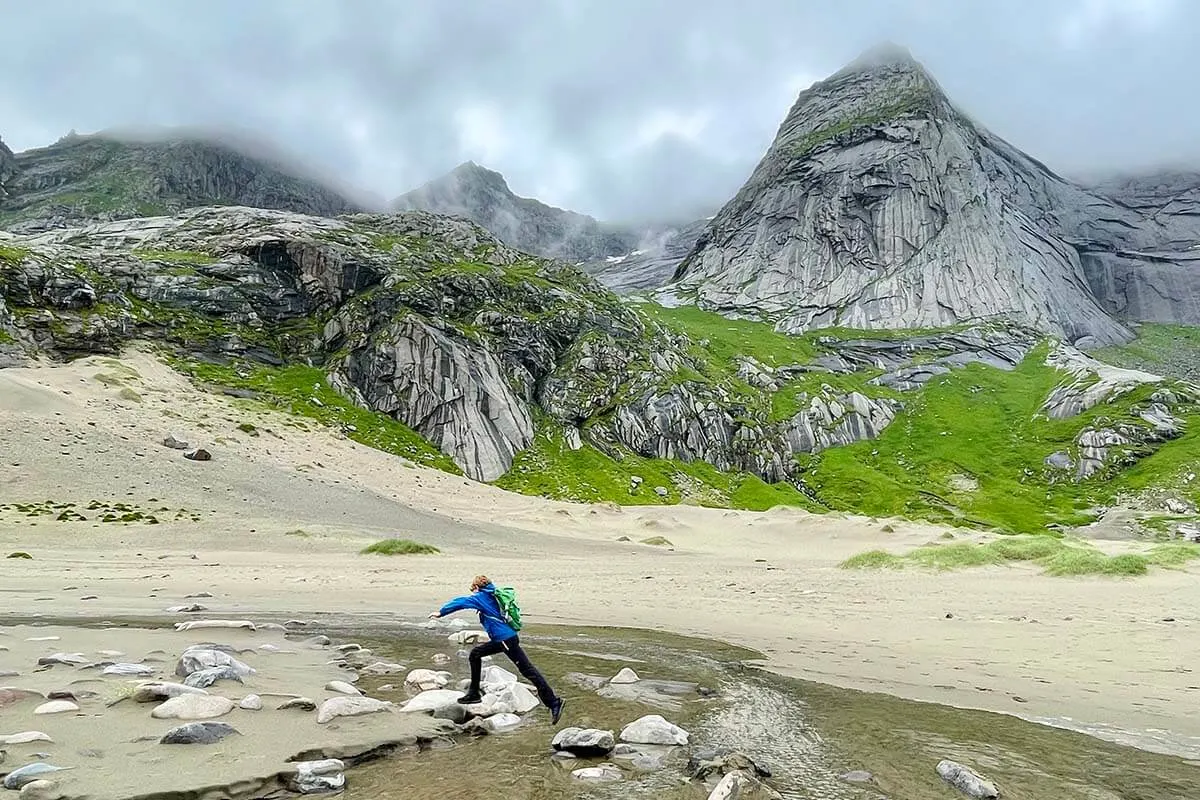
[167,359,460,473]
[1092,323,1200,382]
[641,536,673,547]
[118,387,143,403]
[494,419,822,512]
[360,538,440,556]
[640,304,818,369]
[0,243,30,264]
[237,422,260,436]
[840,535,1200,577]
[132,249,218,265]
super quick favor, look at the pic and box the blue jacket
[438,582,517,642]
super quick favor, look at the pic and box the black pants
[468,636,559,707]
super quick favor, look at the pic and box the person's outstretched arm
[429,593,480,619]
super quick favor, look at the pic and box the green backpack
[492,586,523,631]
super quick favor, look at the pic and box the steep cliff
[0,137,17,199]
[670,44,1130,345]
[393,161,638,263]
[0,131,362,233]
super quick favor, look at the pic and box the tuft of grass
[118,387,143,403]
[840,550,903,570]
[641,536,673,547]
[237,422,260,436]
[7,551,33,559]
[840,535,1199,577]
[0,243,31,264]
[360,538,440,556]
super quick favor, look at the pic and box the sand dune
[2,351,1199,760]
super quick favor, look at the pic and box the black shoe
[457,693,482,704]
[550,698,565,725]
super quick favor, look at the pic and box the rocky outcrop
[393,162,638,263]
[0,131,362,233]
[670,44,1130,345]
[0,137,17,199]
[1088,170,1200,247]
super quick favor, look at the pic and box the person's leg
[462,639,504,702]
[501,636,559,707]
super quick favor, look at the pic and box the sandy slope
[2,351,1198,760]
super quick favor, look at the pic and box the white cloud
[1058,0,1178,47]
[452,103,511,165]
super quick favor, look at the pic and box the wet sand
[2,351,1198,761]
[0,624,445,799]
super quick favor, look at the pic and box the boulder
[159,721,240,744]
[174,649,254,679]
[448,630,488,645]
[400,689,461,714]
[184,448,212,462]
[619,714,689,746]
[473,682,538,716]
[552,727,615,757]
[405,668,451,691]
[689,747,773,781]
[238,694,263,710]
[150,694,234,720]
[316,696,391,724]
[289,759,345,795]
[483,712,521,732]
[936,760,1000,798]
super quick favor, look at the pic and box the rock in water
[32,700,78,715]
[610,667,640,684]
[619,714,689,746]
[484,712,521,732]
[936,760,1000,799]
[150,694,234,720]
[324,680,360,696]
[289,759,346,795]
[183,665,245,688]
[160,721,240,744]
[552,727,616,757]
[400,689,462,714]
[404,668,451,691]
[316,696,391,724]
[707,771,744,800]
[174,619,254,631]
[570,763,622,782]
[3,764,67,791]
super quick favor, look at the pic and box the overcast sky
[2,0,1196,222]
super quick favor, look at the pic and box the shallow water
[326,622,1200,800]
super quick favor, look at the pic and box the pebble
[131,682,207,703]
[238,695,263,711]
[165,604,207,613]
[570,763,623,782]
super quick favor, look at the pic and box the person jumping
[430,574,565,725]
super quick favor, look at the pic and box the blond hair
[470,574,490,591]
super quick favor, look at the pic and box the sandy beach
[3,351,1198,762]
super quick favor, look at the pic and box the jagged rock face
[0,132,361,233]
[393,162,638,263]
[1088,171,1200,247]
[0,137,17,199]
[1080,251,1200,326]
[671,45,1130,346]
[581,218,709,294]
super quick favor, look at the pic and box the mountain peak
[841,41,920,73]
